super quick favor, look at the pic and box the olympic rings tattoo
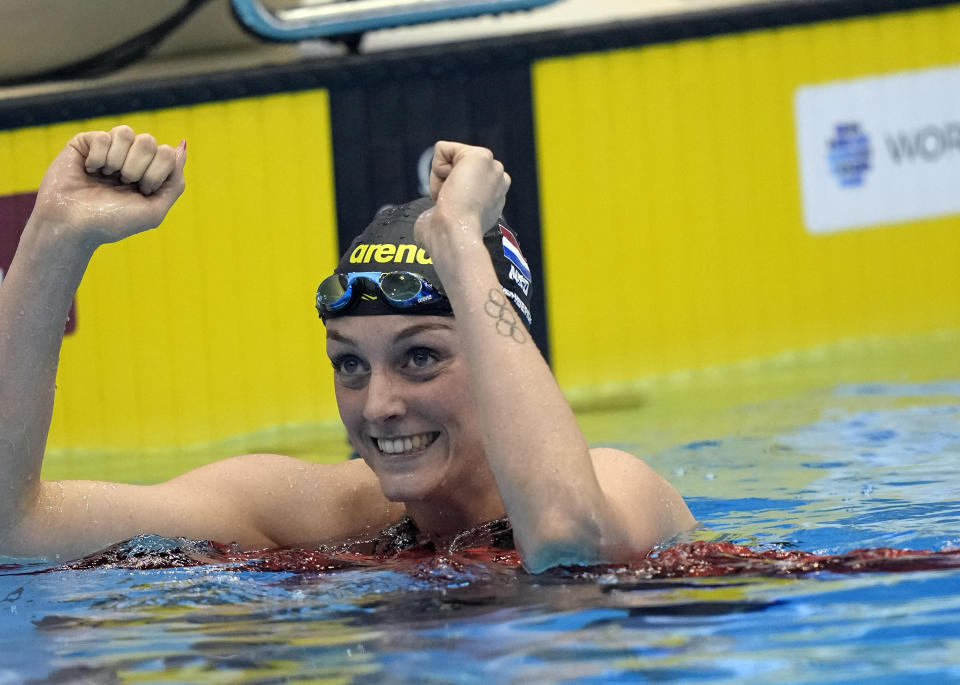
[484,289,526,343]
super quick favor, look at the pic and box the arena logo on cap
[349,242,433,265]
[499,225,530,280]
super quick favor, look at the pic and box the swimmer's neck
[403,488,507,536]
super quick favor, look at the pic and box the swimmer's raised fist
[416,141,511,255]
[32,125,186,249]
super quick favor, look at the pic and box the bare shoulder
[10,455,399,561]
[168,452,373,487]
[161,454,402,548]
[589,447,671,489]
[589,447,696,543]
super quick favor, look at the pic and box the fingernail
[179,139,187,151]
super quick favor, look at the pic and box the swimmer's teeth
[377,433,435,454]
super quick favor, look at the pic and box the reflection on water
[6,557,959,683]
[2,377,960,682]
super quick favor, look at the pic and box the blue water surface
[1,379,959,683]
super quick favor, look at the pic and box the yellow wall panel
[0,91,341,479]
[533,5,960,392]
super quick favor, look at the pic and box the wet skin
[325,314,507,533]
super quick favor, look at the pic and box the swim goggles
[315,271,445,317]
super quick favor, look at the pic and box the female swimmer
[0,126,694,572]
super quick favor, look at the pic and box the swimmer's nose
[362,369,406,423]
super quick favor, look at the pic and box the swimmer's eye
[331,354,368,377]
[404,346,441,372]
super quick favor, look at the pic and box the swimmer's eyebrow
[325,330,356,346]
[392,322,454,344]
[325,322,453,347]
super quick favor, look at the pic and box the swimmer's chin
[367,461,448,503]
[357,433,448,498]
[373,474,443,503]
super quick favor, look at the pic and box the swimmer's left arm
[416,142,694,572]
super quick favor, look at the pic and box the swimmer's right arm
[0,128,402,559]
[0,126,185,556]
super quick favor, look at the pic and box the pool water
[2,372,960,682]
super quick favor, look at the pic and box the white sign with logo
[795,63,960,234]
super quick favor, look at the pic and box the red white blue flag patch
[499,225,530,280]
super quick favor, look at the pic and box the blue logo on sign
[828,123,871,187]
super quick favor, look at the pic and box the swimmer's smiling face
[325,315,488,503]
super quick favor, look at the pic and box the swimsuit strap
[371,516,514,555]
[449,517,514,552]
[371,516,426,555]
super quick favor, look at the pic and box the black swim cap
[323,197,534,329]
